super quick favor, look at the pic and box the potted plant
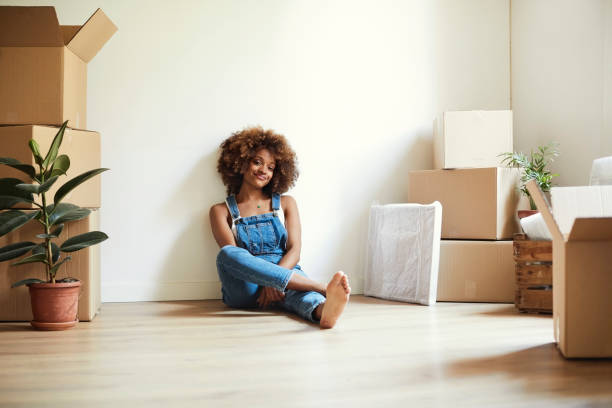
[499,142,559,218]
[0,121,108,330]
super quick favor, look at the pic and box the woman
[209,126,350,328]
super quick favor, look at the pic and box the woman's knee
[216,245,239,267]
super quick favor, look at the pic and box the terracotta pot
[28,281,80,331]
[518,210,539,219]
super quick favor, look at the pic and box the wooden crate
[513,233,552,313]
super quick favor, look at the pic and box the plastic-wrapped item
[364,202,442,305]
[590,156,612,185]
[520,213,552,241]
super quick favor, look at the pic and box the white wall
[1,0,510,301]
[512,0,612,187]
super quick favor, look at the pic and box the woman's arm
[209,203,237,248]
[277,195,301,270]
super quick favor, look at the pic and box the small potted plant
[499,142,559,218]
[0,121,108,330]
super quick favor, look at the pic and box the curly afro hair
[217,126,299,196]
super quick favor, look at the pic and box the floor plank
[1,296,611,407]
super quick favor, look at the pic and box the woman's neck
[236,184,268,203]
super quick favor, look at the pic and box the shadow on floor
[448,343,612,398]
[474,304,552,319]
[0,323,31,332]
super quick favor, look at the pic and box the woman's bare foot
[320,271,351,329]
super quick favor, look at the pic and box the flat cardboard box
[407,167,527,239]
[0,210,101,322]
[434,110,513,169]
[436,240,514,302]
[527,180,612,358]
[0,125,101,208]
[0,7,117,127]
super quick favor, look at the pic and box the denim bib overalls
[215,193,325,322]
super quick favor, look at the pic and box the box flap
[66,9,117,63]
[567,217,612,241]
[61,25,81,45]
[526,180,564,241]
[0,6,63,47]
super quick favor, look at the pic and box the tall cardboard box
[407,168,527,239]
[437,240,515,302]
[434,110,513,169]
[0,125,101,208]
[528,181,612,358]
[0,210,101,322]
[0,7,117,127]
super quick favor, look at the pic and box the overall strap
[271,193,281,216]
[225,195,241,222]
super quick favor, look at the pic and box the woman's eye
[268,167,275,171]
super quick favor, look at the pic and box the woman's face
[242,148,276,189]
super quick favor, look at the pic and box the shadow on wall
[329,131,433,293]
[156,148,226,300]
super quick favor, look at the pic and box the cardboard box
[436,240,515,302]
[0,7,117,127]
[0,125,101,208]
[527,180,612,358]
[407,167,527,239]
[0,210,101,322]
[434,110,513,169]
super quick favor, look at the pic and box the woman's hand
[257,286,285,308]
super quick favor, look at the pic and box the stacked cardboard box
[408,110,527,302]
[0,7,117,321]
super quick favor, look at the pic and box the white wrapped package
[590,156,612,185]
[364,202,442,305]
[520,213,552,241]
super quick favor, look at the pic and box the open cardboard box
[527,180,612,358]
[0,7,117,128]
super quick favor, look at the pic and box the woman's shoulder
[209,201,230,218]
[280,194,297,209]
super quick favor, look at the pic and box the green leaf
[0,178,35,209]
[0,158,36,180]
[32,243,60,263]
[47,155,70,178]
[0,210,39,237]
[11,253,48,266]
[29,139,43,166]
[48,203,90,225]
[51,224,64,237]
[11,278,45,288]
[48,256,72,277]
[15,176,58,195]
[61,231,108,252]
[42,121,68,170]
[0,241,36,262]
[53,168,109,207]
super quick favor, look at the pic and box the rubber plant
[499,142,559,210]
[0,121,108,287]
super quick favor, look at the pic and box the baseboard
[101,281,222,302]
[102,279,364,303]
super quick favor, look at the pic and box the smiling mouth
[255,174,267,181]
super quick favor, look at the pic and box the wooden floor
[1,296,611,408]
